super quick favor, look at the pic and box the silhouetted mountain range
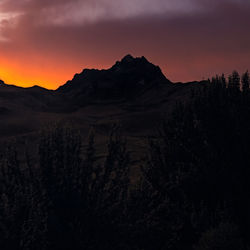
[0,55,203,138]
[58,55,171,102]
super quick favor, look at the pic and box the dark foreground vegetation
[0,71,250,250]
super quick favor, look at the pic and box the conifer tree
[228,71,240,90]
[220,74,227,89]
[242,71,249,92]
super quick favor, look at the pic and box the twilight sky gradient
[0,0,250,89]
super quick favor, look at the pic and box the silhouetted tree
[221,73,227,89]
[228,71,240,91]
[141,75,250,249]
[242,71,249,92]
[0,124,131,250]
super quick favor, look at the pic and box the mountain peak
[121,54,134,63]
[115,54,149,66]
[58,55,171,102]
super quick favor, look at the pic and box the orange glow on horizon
[0,58,81,90]
[0,55,198,90]
[0,56,113,90]
[0,53,248,90]
[0,66,68,90]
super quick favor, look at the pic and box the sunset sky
[0,0,250,89]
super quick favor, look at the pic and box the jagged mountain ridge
[57,55,171,103]
[0,55,204,138]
